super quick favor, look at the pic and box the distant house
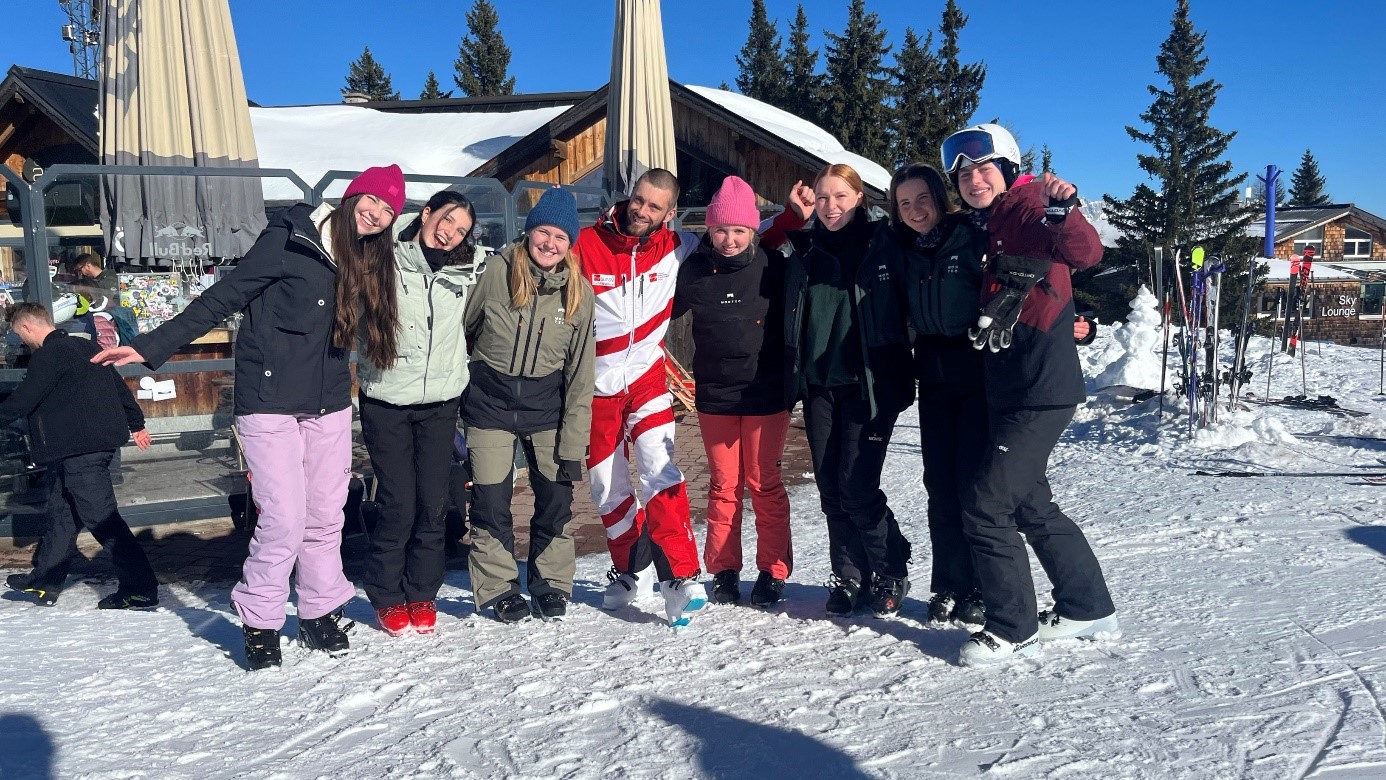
[1250,204,1386,345]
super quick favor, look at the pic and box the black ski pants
[359,395,460,609]
[916,359,988,597]
[961,406,1115,644]
[803,385,911,586]
[30,450,156,597]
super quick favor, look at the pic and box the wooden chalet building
[1251,204,1386,345]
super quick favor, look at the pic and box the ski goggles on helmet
[941,129,999,174]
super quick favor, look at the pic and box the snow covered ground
[3,332,1386,779]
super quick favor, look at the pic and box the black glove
[1045,189,1079,223]
[557,459,583,482]
[970,255,1052,352]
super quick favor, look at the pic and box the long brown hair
[329,194,400,369]
[509,241,586,313]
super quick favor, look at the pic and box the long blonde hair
[509,242,586,312]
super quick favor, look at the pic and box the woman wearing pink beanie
[94,164,407,670]
[673,175,796,607]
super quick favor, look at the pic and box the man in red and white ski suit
[576,169,809,609]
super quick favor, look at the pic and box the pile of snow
[249,104,567,201]
[1094,285,1165,390]
[685,86,891,193]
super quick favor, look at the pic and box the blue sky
[7,1,1384,214]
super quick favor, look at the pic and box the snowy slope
[3,334,1386,778]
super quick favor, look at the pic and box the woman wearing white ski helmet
[936,123,1120,668]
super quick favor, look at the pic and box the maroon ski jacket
[980,175,1104,408]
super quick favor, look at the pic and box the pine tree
[1103,0,1249,253]
[454,0,516,97]
[782,5,822,124]
[933,0,986,148]
[1020,146,1037,175]
[888,28,939,168]
[736,0,786,105]
[1041,145,1053,173]
[1288,149,1330,206]
[886,0,985,172]
[343,46,399,101]
[821,0,892,165]
[1098,0,1255,324]
[419,71,449,100]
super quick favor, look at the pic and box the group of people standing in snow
[7,121,1118,670]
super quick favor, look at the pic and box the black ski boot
[871,576,909,618]
[927,591,956,624]
[712,570,741,604]
[6,573,59,606]
[243,625,282,671]
[494,594,531,623]
[952,592,986,627]
[97,590,159,610]
[536,592,568,621]
[298,608,353,657]
[825,575,862,616]
[749,571,785,608]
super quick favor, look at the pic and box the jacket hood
[592,200,672,254]
[282,202,336,269]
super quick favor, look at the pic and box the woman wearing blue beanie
[461,187,596,622]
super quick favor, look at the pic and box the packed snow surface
[4,333,1386,778]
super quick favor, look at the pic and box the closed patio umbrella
[602,0,677,198]
[100,0,265,266]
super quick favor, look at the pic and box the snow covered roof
[1256,257,1361,282]
[683,86,891,193]
[249,103,568,201]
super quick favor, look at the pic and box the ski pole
[1264,286,1280,399]
[1159,290,1171,418]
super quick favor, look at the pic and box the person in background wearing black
[1,302,156,608]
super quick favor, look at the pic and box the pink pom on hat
[704,176,760,230]
[343,164,406,215]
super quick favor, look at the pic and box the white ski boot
[601,564,656,610]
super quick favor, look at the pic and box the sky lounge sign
[150,222,212,258]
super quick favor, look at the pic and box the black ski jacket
[133,204,351,417]
[784,214,914,419]
[672,237,788,416]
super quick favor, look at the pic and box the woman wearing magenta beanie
[94,164,408,670]
[672,175,793,607]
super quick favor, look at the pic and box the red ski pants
[697,411,793,580]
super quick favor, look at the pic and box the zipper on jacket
[422,274,436,399]
[509,315,524,375]
[530,316,546,375]
[625,246,638,390]
[518,295,540,376]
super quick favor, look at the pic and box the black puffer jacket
[672,237,787,416]
[0,331,144,463]
[783,213,914,419]
[134,203,351,417]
